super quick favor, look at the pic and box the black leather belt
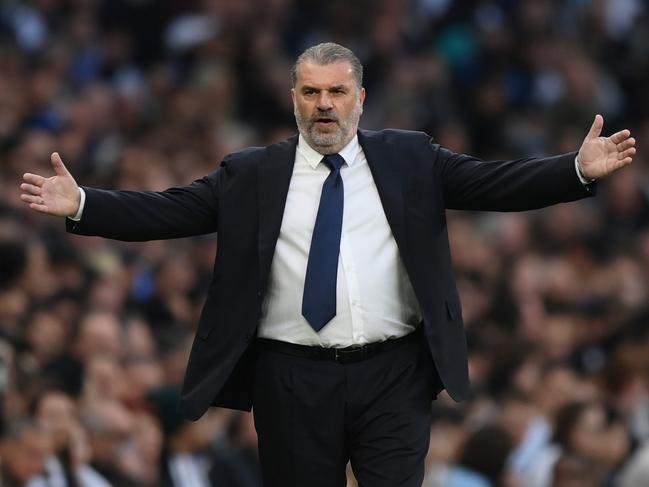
[256,328,420,364]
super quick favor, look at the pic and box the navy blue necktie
[302,154,345,332]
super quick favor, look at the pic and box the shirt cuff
[575,155,595,185]
[68,187,86,221]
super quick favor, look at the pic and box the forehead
[295,61,356,88]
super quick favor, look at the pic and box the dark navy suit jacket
[67,129,594,420]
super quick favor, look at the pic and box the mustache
[310,110,339,123]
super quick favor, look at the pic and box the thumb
[586,114,603,140]
[51,152,71,177]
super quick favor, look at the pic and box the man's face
[1,429,50,482]
[292,61,365,155]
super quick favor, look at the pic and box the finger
[618,147,636,159]
[23,172,46,186]
[20,183,42,195]
[617,157,633,168]
[617,137,635,151]
[28,202,50,213]
[586,114,603,139]
[606,157,632,175]
[610,129,631,144]
[51,152,71,177]
[21,193,45,205]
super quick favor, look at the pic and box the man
[0,419,51,486]
[20,43,636,486]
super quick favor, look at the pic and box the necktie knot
[322,154,345,172]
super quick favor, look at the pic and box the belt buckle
[334,345,365,364]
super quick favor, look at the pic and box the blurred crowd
[0,0,648,486]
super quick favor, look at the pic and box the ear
[291,88,296,107]
[359,87,366,112]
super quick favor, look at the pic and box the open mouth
[314,117,337,126]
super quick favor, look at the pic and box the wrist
[575,154,596,184]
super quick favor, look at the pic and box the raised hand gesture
[20,152,81,217]
[577,115,636,181]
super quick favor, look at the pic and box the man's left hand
[577,114,636,181]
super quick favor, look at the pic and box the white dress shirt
[258,135,421,347]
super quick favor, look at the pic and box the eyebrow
[301,84,349,92]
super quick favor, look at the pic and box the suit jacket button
[245,333,252,342]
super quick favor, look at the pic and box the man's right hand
[20,152,81,217]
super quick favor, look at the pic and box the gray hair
[291,42,363,88]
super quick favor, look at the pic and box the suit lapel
[358,129,412,269]
[258,135,298,294]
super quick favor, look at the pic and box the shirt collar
[297,133,360,170]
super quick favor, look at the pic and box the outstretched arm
[440,115,636,211]
[20,152,222,241]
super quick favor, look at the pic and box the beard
[294,102,362,155]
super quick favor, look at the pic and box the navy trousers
[252,331,442,487]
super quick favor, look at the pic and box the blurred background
[0,0,647,486]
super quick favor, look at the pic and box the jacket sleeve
[66,165,227,241]
[433,142,596,211]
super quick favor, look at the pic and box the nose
[316,91,333,110]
